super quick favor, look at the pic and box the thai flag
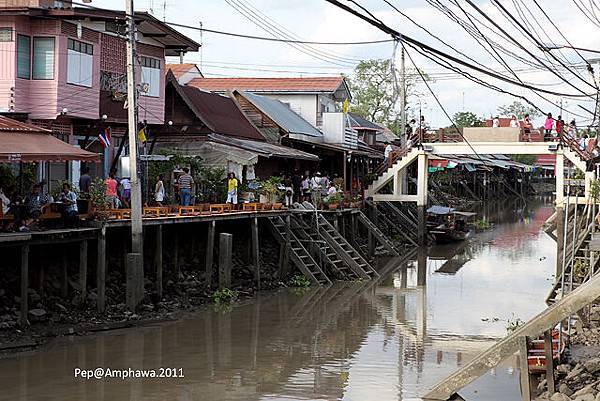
[98,128,111,148]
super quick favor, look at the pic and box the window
[0,28,12,42]
[32,37,55,80]
[17,34,31,79]
[67,38,93,87]
[140,56,160,97]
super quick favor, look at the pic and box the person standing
[59,182,78,227]
[301,174,310,202]
[556,115,564,138]
[311,172,322,208]
[120,177,131,208]
[105,172,119,208]
[492,116,500,128]
[79,166,91,195]
[284,176,294,207]
[509,115,519,128]
[544,113,554,140]
[226,172,238,208]
[384,143,393,167]
[178,168,194,206]
[291,170,302,203]
[154,175,165,206]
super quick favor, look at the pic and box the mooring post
[251,217,261,289]
[417,151,429,246]
[555,206,565,278]
[126,253,142,311]
[155,225,163,299]
[79,240,88,304]
[544,330,555,395]
[219,233,233,288]
[279,215,291,277]
[173,231,180,279]
[97,225,106,313]
[61,252,68,299]
[205,220,216,288]
[518,336,532,401]
[20,244,29,327]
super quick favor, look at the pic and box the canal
[0,199,556,401]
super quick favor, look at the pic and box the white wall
[263,93,317,126]
[322,112,345,144]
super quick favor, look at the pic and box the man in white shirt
[492,116,500,128]
[509,115,519,128]
[384,143,393,167]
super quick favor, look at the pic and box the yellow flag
[138,127,147,143]
[342,98,350,114]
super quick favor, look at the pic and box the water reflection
[0,200,556,401]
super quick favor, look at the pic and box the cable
[403,43,527,200]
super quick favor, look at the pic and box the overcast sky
[98,0,600,128]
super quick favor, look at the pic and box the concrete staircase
[368,148,420,195]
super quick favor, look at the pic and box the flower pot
[262,203,273,210]
[272,202,283,210]
[328,203,338,211]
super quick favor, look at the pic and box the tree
[511,154,537,165]
[348,59,427,135]
[452,111,485,128]
[497,101,541,119]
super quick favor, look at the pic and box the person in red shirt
[105,172,119,208]
[555,115,564,138]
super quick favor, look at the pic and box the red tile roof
[187,76,345,93]
[166,63,199,78]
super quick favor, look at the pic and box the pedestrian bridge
[367,136,594,207]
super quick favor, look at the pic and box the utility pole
[399,38,406,144]
[125,0,144,309]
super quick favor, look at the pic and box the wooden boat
[426,205,476,244]
[527,329,565,373]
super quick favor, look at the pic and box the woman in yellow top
[226,172,239,208]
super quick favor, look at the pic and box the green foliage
[591,180,600,202]
[198,165,227,203]
[289,274,311,288]
[0,163,36,193]
[506,314,524,333]
[574,259,589,280]
[89,177,109,208]
[497,101,541,119]
[260,176,284,203]
[348,59,429,135]
[572,169,585,180]
[452,111,485,128]
[323,191,343,206]
[474,218,491,230]
[211,288,238,305]
[511,154,537,165]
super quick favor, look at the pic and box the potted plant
[324,191,342,210]
[261,176,284,209]
[89,177,111,221]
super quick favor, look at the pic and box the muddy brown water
[0,199,556,401]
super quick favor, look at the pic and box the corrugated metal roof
[209,134,319,161]
[0,116,50,132]
[240,91,323,138]
[348,113,381,131]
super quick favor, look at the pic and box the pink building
[0,0,198,182]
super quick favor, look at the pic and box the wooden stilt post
[555,206,565,278]
[20,244,29,327]
[173,231,180,280]
[79,240,88,304]
[544,330,555,395]
[61,252,68,299]
[155,225,163,299]
[251,217,261,289]
[126,253,142,311]
[219,233,233,288]
[97,225,106,313]
[518,336,532,401]
[279,215,291,278]
[205,221,216,288]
